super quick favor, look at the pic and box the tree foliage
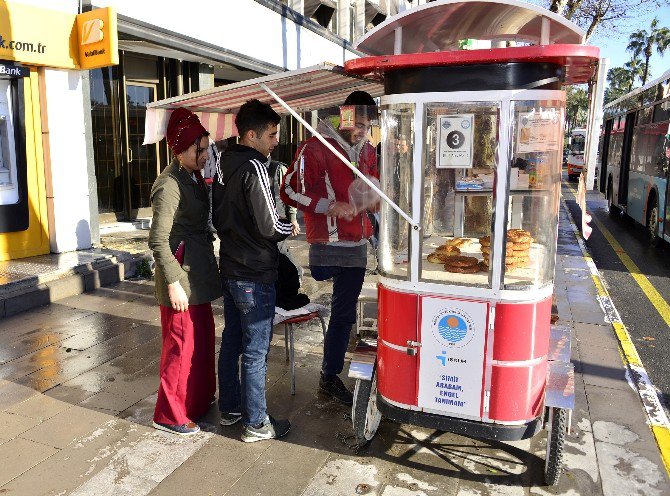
[566,86,588,131]
[627,17,670,85]
[538,0,670,41]
[604,66,635,104]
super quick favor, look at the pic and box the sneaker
[319,373,354,406]
[152,421,200,436]
[220,411,242,426]
[241,415,291,443]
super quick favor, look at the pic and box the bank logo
[81,19,104,46]
[431,308,475,348]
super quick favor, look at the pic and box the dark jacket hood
[220,144,269,183]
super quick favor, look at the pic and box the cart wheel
[544,407,568,486]
[352,368,382,448]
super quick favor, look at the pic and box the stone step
[0,253,150,318]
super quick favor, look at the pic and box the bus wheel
[646,197,659,246]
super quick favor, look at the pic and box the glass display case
[504,100,564,289]
[376,97,564,291]
[420,102,499,288]
[378,103,414,280]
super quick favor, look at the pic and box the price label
[437,114,474,168]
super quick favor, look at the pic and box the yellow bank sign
[0,1,117,70]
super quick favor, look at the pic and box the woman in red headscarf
[148,108,222,435]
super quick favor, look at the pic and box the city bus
[567,128,586,181]
[598,69,670,244]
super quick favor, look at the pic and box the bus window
[650,122,670,177]
[570,133,585,153]
[652,100,670,123]
[637,106,653,126]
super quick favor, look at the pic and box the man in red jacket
[281,91,379,405]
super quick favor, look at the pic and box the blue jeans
[310,265,366,376]
[218,278,275,426]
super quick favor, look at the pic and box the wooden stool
[282,311,326,395]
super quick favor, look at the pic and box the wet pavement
[0,199,668,495]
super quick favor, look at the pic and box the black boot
[319,373,353,405]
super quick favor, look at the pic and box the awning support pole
[259,82,419,230]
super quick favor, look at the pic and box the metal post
[584,58,608,191]
[540,17,550,45]
[394,27,403,54]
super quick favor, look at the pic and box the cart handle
[259,82,419,230]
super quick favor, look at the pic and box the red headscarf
[166,107,208,155]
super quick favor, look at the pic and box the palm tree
[623,58,645,91]
[605,67,633,104]
[627,18,670,86]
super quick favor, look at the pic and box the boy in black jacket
[212,99,293,442]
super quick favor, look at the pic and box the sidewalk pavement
[0,203,667,495]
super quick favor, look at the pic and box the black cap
[344,90,376,106]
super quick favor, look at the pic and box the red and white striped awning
[143,63,383,144]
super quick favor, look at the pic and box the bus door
[599,119,613,194]
[617,112,636,206]
[663,133,670,239]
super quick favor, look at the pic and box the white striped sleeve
[250,159,293,236]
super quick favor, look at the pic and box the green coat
[148,160,222,306]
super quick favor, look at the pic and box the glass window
[570,134,585,153]
[378,104,414,279]
[637,106,653,126]
[505,100,564,289]
[0,79,18,206]
[90,67,122,213]
[649,122,670,177]
[420,103,499,287]
[652,100,670,123]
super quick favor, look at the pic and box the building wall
[95,0,360,68]
[43,69,93,252]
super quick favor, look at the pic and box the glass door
[90,66,124,221]
[125,82,160,219]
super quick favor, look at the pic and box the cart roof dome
[355,0,585,55]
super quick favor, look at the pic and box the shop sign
[517,108,561,153]
[418,296,487,418]
[76,7,118,70]
[0,1,117,70]
[437,114,474,168]
[0,60,28,77]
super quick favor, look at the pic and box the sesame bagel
[427,252,449,264]
[435,244,461,255]
[444,263,480,274]
[447,237,473,248]
[441,255,479,268]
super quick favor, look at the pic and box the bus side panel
[626,170,649,225]
[626,174,667,228]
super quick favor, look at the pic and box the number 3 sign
[437,114,474,168]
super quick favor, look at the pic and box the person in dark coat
[212,99,293,442]
[148,108,222,435]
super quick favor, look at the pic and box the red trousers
[153,303,216,425]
